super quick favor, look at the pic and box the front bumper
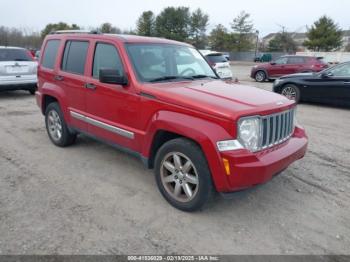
[218,126,307,192]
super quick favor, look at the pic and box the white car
[0,46,38,94]
[200,50,233,80]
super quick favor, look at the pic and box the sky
[1,0,349,37]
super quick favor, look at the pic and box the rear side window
[61,41,89,75]
[42,40,60,69]
[0,48,33,62]
[288,57,305,64]
[92,43,124,78]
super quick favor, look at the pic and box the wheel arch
[142,110,233,192]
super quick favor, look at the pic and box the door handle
[54,75,64,81]
[343,81,350,85]
[84,83,96,90]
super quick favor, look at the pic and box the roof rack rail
[50,30,100,35]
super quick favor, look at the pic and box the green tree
[189,8,209,48]
[136,11,156,36]
[155,7,190,42]
[99,23,121,34]
[304,16,343,51]
[41,22,80,38]
[268,32,297,52]
[208,24,235,51]
[231,11,254,51]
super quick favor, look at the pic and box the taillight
[209,61,216,67]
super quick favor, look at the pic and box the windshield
[125,44,217,83]
[0,48,33,62]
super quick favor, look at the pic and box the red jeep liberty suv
[36,31,308,211]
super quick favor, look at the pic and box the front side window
[275,57,288,65]
[61,41,89,75]
[126,44,217,82]
[328,63,350,77]
[42,40,60,69]
[92,43,124,79]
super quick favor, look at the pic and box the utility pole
[254,30,259,59]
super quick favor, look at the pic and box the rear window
[206,54,227,63]
[0,48,33,62]
[61,41,89,75]
[42,40,61,69]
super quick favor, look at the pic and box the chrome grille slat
[259,108,295,151]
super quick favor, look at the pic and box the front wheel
[45,102,76,147]
[255,70,266,82]
[154,138,213,212]
[281,84,301,103]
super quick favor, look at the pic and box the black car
[273,62,350,106]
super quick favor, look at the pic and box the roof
[0,46,26,49]
[46,33,192,47]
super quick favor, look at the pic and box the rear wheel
[281,84,301,103]
[255,70,266,82]
[45,102,76,147]
[28,88,36,95]
[154,138,213,212]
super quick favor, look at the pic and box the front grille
[260,108,295,150]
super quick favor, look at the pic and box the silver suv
[0,46,38,94]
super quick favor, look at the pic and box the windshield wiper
[191,74,218,79]
[149,76,194,82]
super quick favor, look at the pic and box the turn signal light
[222,158,230,176]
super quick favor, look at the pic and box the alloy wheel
[47,110,62,141]
[282,86,297,101]
[160,152,199,203]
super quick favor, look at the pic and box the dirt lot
[0,63,350,255]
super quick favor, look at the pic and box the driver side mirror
[321,72,333,78]
[99,69,128,85]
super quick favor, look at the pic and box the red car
[251,55,328,82]
[36,31,308,211]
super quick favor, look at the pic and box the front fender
[142,110,233,191]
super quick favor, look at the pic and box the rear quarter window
[42,40,61,69]
[61,41,89,75]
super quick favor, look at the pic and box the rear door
[57,39,90,131]
[287,57,306,74]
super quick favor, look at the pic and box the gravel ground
[0,63,349,255]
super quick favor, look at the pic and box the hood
[280,72,315,79]
[141,80,294,121]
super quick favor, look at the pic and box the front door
[85,41,140,152]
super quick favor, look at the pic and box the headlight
[238,117,261,152]
[274,78,280,85]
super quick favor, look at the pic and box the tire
[28,88,36,95]
[154,138,213,212]
[255,70,266,82]
[45,102,76,147]
[281,84,301,103]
